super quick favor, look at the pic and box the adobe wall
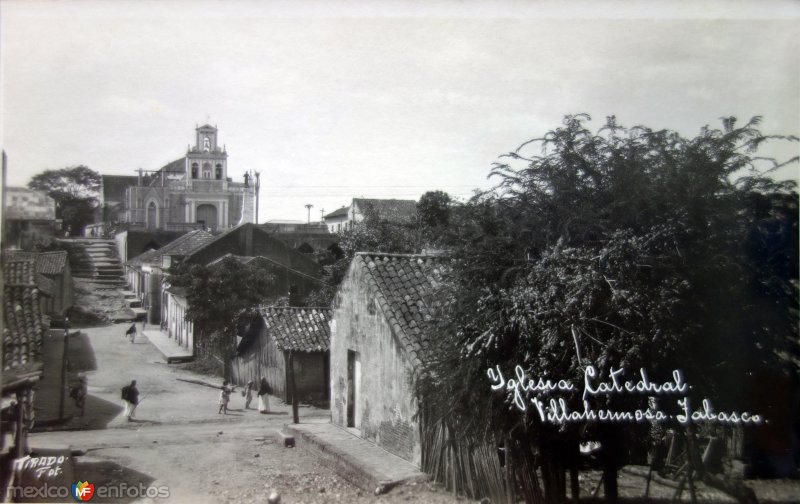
[330,260,420,466]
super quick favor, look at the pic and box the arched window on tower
[202,162,211,179]
[215,163,222,180]
[191,163,198,179]
[147,201,157,230]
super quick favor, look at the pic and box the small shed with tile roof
[231,307,331,406]
[329,252,449,467]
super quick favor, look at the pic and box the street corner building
[232,306,331,406]
[1,255,46,471]
[329,252,450,467]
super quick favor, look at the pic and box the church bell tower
[187,123,227,186]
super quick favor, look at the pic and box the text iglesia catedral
[123,124,256,231]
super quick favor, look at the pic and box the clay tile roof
[4,250,68,275]
[35,251,68,275]
[355,252,450,370]
[260,307,331,353]
[324,206,349,219]
[353,198,417,224]
[3,256,38,286]
[2,257,45,373]
[127,230,214,266]
[163,230,215,256]
[126,247,160,267]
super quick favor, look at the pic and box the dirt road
[28,323,460,503]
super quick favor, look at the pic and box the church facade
[123,124,256,231]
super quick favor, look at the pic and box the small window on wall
[367,298,376,315]
[215,164,222,180]
[191,163,198,179]
[202,162,211,179]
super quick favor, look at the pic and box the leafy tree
[419,115,798,503]
[417,190,452,228]
[169,257,276,359]
[305,210,423,306]
[28,165,101,234]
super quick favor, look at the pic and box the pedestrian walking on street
[218,380,234,415]
[121,380,139,421]
[244,380,254,409]
[126,323,137,343]
[258,377,271,414]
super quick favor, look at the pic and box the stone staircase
[58,239,127,288]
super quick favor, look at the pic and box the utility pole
[254,171,261,224]
[289,350,299,424]
[304,204,313,225]
[59,320,70,420]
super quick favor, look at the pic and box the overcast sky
[1,0,798,222]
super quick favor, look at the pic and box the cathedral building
[123,124,256,231]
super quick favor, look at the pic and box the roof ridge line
[355,252,443,259]
[259,305,331,311]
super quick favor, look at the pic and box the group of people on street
[118,377,273,421]
[219,377,273,415]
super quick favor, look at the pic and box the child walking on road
[218,381,235,415]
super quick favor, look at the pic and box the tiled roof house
[2,256,46,384]
[330,252,450,466]
[126,229,215,327]
[127,229,215,268]
[3,250,73,316]
[323,198,418,233]
[2,255,46,461]
[231,307,332,404]
[261,306,331,353]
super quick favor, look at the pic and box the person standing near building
[121,380,139,421]
[258,377,271,414]
[70,374,88,417]
[126,323,137,343]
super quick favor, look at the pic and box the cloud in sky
[2,0,798,222]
